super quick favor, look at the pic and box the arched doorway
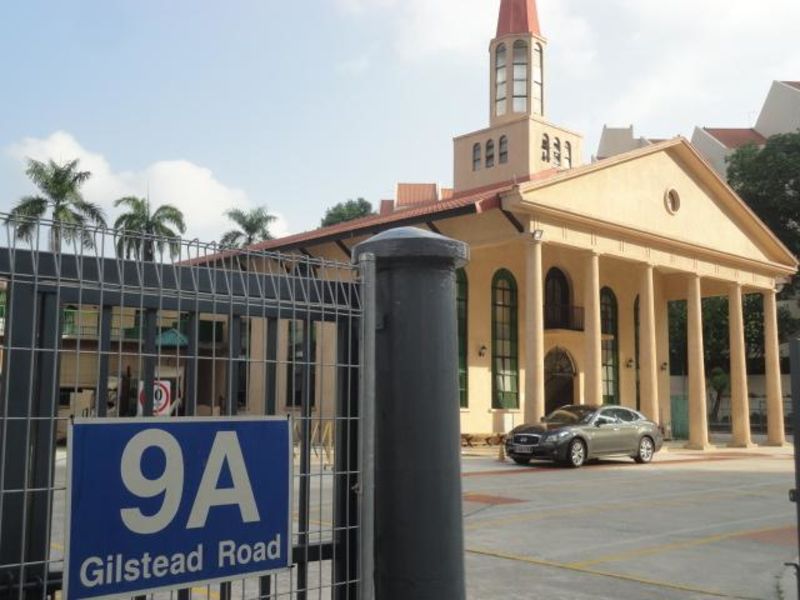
[545,347,576,414]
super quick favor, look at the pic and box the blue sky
[2,0,799,242]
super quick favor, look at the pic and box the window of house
[495,44,507,117]
[512,41,529,113]
[499,136,508,164]
[532,43,544,116]
[492,269,519,409]
[486,139,495,168]
[601,287,620,406]
[472,143,482,171]
[541,134,550,162]
[286,319,316,408]
[565,141,572,168]
[553,137,562,167]
[457,268,468,409]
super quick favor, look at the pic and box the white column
[525,240,546,423]
[728,285,752,447]
[764,290,786,446]
[583,252,602,406]
[687,275,710,449]
[639,265,660,422]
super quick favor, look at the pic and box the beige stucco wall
[454,117,584,193]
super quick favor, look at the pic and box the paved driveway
[462,446,798,600]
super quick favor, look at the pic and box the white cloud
[4,131,289,243]
[336,54,372,76]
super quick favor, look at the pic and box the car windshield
[544,406,596,425]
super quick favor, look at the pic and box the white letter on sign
[120,429,184,534]
[187,431,260,528]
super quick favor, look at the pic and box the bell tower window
[495,44,507,117]
[541,134,550,162]
[499,136,508,164]
[533,43,544,116]
[553,137,562,167]
[486,140,495,168]
[565,142,572,168]
[512,41,529,113]
[472,143,482,171]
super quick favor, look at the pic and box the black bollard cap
[353,227,469,267]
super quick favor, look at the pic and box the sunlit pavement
[462,443,799,599]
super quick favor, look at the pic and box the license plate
[514,444,534,454]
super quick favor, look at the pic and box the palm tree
[220,207,277,248]
[113,196,186,261]
[7,158,106,250]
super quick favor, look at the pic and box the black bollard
[355,227,469,600]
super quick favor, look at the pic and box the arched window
[495,44,507,117]
[472,143,481,171]
[512,41,529,113]
[532,43,544,116]
[545,268,570,329]
[541,134,550,162]
[553,137,562,167]
[601,288,620,405]
[499,135,509,164]
[457,269,468,408]
[564,141,573,168]
[492,269,519,409]
[486,139,495,168]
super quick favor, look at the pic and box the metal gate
[0,216,364,600]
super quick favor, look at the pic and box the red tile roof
[497,0,541,37]
[783,81,800,91]
[245,173,554,254]
[396,183,438,207]
[703,128,767,149]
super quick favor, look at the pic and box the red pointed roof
[497,0,541,37]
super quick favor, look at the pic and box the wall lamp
[532,229,545,241]
[478,345,488,358]
[625,358,635,369]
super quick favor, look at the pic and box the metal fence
[0,216,364,600]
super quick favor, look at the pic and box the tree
[220,207,277,249]
[727,132,800,261]
[321,198,374,227]
[6,158,106,250]
[708,367,729,423]
[113,196,186,261]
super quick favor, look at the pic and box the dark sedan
[505,405,663,468]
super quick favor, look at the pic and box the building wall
[690,127,731,178]
[756,81,800,139]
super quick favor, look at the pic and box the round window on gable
[664,188,681,215]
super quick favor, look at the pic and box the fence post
[354,227,468,600]
[790,339,800,597]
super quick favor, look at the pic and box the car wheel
[634,436,655,464]
[512,456,531,466]
[566,439,586,468]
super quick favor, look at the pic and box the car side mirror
[594,420,603,428]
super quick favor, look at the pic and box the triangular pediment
[514,139,797,270]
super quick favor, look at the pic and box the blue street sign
[65,417,292,600]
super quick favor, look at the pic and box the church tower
[491,0,546,124]
[453,0,583,193]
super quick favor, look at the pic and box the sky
[1,0,799,243]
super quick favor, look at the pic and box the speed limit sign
[138,380,172,416]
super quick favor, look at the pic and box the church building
[248,0,797,449]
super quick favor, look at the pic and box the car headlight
[545,431,570,443]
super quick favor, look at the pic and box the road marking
[464,481,786,530]
[466,546,763,600]
[569,521,796,568]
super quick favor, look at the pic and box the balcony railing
[545,304,584,331]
